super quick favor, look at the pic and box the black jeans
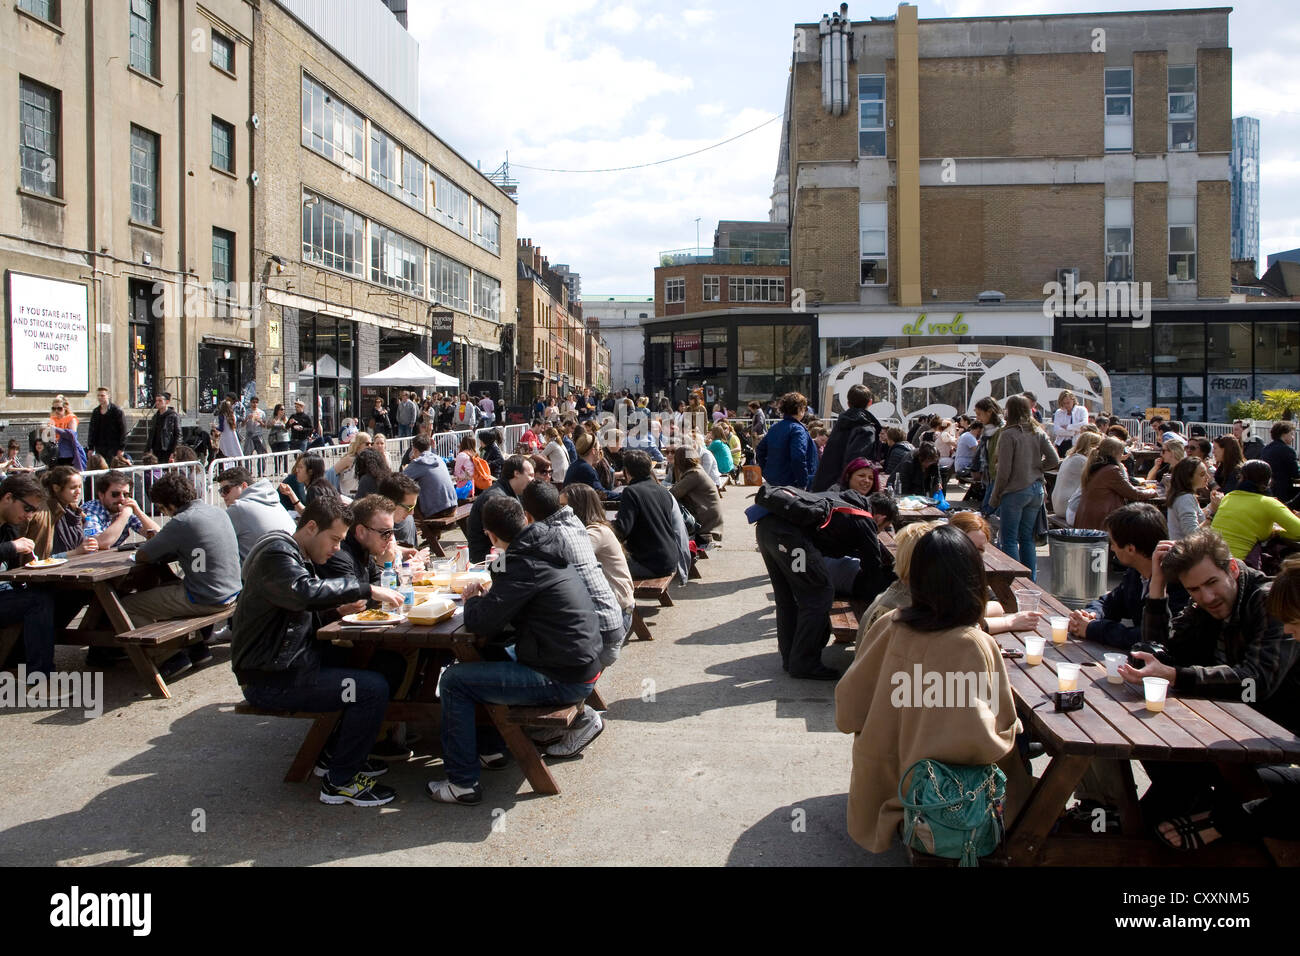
[242,667,389,787]
[756,517,833,676]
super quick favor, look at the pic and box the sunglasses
[19,498,41,515]
[363,525,395,539]
[107,490,129,499]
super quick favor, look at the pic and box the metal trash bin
[1046,529,1110,607]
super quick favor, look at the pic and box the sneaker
[369,736,414,761]
[320,772,397,807]
[206,624,233,646]
[544,707,604,759]
[314,755,389,778]
[188,644,214,667]
[527,727,565,747]
[157,651,192,682]
[426,779,483,805]
[479,752,509,770]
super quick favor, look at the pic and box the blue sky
[408,0,1300,296]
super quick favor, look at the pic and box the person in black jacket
[148,392,180,462]
[88,387,127,460]
[429,496,604,805]
[880,426,914,478]
[465,455,534,562]
[367,397,393,437]
[232,495,403,807]
[287,399,315,452]
[895,442,941,497]
[811,384,882,492]
[1067,502,1189,648]
[755,487,896,680]
[0,474,57,676]
[1261,422,1299,500]
[611,450,679,577]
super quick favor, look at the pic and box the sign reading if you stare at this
[7,271,90,393]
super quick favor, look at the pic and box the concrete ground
[0,484,914,867]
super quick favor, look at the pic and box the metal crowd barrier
[81,460,209,521]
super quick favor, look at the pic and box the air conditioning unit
[976,290,1005,304]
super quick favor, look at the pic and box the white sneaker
[544,707,604,759]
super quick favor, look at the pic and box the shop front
[298,312,358,439]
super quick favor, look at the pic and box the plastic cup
[1050,616,1069,645]
[1143,676,1170,712]
[1057,662,1081,693]
[1018,593,1039,616]
[1024,635,1045,666]
[1104,653,1126,684]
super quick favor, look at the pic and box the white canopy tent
[359,352,459,389]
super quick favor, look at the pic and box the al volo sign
[901,313,970,336]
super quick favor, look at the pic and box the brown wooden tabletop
[894,506,948,525]
[993,581,1300,865]
[0,548,140,584]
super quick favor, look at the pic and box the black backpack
[755,484,873,531]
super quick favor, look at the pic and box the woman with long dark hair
[1166,456,1209,540]
[268,404,291,453]
[1212,434,1245,494]
[836,524,1020,855]
[669,445,723,545]
[989,395,1059,578]
[562,483,635,650]
[1074,436,1160,530]
[352,448,391,499]
[31,465,98,559]
[278,453,333,514]
[214,398,243,460]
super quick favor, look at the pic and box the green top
[1209,490,1300,559]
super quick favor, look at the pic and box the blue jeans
[438,661,594,787]
[0,585,56,675]
[397,424,413,438]
[998,481,1043,580]
[242,667,389,787]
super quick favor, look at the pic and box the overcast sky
[407,0,1300,297]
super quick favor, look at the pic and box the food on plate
[355,608,395,622]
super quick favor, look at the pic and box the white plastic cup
[1050,615,1069,645]
[1104,653,1126,685]
[1024,635,1045,666]
[1057,662,1081,693]
[1018,593,1039,616]
[1143,676,1170,712]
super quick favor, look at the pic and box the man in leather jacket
[232,495,403,807]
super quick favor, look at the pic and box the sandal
[1155,811,1221,851]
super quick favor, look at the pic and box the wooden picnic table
[417,501,474,557]
[879,530,1032,611]
[0,548,206,698]
[994,582,1300,866]
[894,505,948,526]
[314,612,604,796]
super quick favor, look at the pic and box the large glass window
[300,313,356,439]
[1104,67,1132,152]
[430,168,470,237]
[19,77,60,197]
[302,191,364,277]
[473,271,500,321]
[665,277,685,303]
[369,225,425,296]
[211,227,233,286]
[301,74,365,176]
[211,31,234,73]
[727,276,785,303]
[430,251,470,313]
[471,199,500,254]
[860,201,887,285]
[130,125,159,225]
[1153,323,1205,371]
[368,126,425,212]
[1205,322,1252,373]
[857,75,886,157]
[129,0,157,77]
[211,116,234,172]
[1168,197,1196,282]
[1107,324,1152,373]
[702,276,720,302]
[1104,197,1132,282]
[18,0,59,25]
[1168,66,1196,151]
[1256,322,1300,374]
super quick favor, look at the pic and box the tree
[1227,398,1268,421]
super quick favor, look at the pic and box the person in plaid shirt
[82,471,158,548]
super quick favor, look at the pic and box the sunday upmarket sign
[7,271,89,393]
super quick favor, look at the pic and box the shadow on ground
[726,791,904,866]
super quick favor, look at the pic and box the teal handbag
[898,759,1007,866]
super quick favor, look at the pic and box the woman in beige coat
[836,524,1022,854]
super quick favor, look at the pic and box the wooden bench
[629,575,674,641]
[417,502,474,557]
[118,606,237,699]
[717,476,729,495]
[830,599,862,645]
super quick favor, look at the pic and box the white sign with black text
[7,272,90,393]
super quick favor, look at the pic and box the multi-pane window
[728,276,786,302]
[665,277,685,303]
[212,228,234,303]
[302,191,364,276]
[473,272,500,321]
[129,0,156,76]
[703,276,720,301]
[1104,198,1133,282]
[369,128,425,211]
[859,202,888,285]
[17,0,59,25]
[1104,68,1132,152]
[1168,66,1197,151]
[211,117,234,173]
[19,77,60,197]
[211,31,234,73]
[430,168,470,237]
[369,225,425,296]
[301,74,365,176]
[430,251,471,312]
[471,199,500,254]
[1168,197,1196,282]
[130,125,159,225]
[857,75,886,157]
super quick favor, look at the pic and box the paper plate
[26,557,68,568]
[342,611,400,625]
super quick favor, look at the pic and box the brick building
[782,3,1294,422]
[516,239,589,405]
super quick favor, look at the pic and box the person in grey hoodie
[402,434,458,519]
[218,466,297,560]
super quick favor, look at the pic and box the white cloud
[598,4,641,33]
[682,9,716,26]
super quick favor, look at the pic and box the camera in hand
[1126,641,1175,669]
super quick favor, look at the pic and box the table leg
[1004,753,1091,865]
[629,609,654,641]
[1116,760,1145,837]
[988,574,1019,613]
[285,713,343,783]
[423,529,447,559]
[93,583,174,699]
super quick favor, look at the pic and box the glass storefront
[299,313,357,438]
[198,344,252,413]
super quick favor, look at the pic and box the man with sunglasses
[0,474,58,675]
[376,473,423,555]
[83,471,159,549]
[314,495,400,621]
